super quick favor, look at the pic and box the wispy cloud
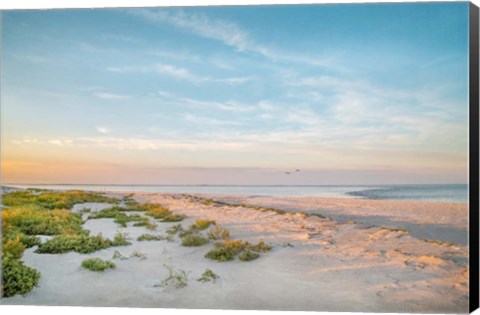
[96,127,111,134]
[153,91,257,112]
[183,114,243,126]
[108,63,254,85]
[129,9,337,69]
[93,92,131,100]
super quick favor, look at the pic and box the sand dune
[3,193,469,313]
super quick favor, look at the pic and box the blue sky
[1,3,470,184]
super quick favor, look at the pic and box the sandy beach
[2,192,469,313]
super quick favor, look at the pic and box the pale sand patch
[3,193,469,313]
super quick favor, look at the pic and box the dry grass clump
[207,225,230,240]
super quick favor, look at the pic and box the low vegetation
[137,234,165,241]
[193,219,215,230]
[197,268,218,283]
[207,225,230,240]
[35,233,124,254]
[205,240,272,262]
[181,234,209,247]
[2,257,41,297]
[239,249,260,261]
[81,258,116,272]
[3,190,119,209]
[144,203,186,222]
[87,207,149,228]
[157,264,189,288]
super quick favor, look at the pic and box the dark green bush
[35,234,114,254]
[2,257,41,297]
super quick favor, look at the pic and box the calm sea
[3,184,468,203]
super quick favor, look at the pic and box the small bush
[137,234,165,241]
[207,225,230,240]
[181,235,209,247]
[249,240,272,253]
[193,219,216,230]
[205,240,244,262]
[2,257,41,297]
[197,268,218,283]
[239,249,260,261]
[81,258,116,272]
[205,240,271,262]
[112,232,131,246]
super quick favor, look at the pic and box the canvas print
[0,2,477,313]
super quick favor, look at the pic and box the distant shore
[3,190,469,312]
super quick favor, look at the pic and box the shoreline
[2,190,469,312]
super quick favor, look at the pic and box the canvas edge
[470,1,480,313]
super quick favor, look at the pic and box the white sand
[2,193,469,313]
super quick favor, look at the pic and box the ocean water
[3,184,468,203]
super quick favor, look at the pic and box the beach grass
[81,258,116,272]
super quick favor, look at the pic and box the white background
[0,1,479,315]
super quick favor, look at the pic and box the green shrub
[2,228,40,248]
[207,225,230,240]
[3,237,26,260]
[81,258,116,271]
[3,205,84,236]
[181,235,209,247]
[239,249,260,261]
[193,219,216,230]
[197,268,218,282]
[137,234,165,241]
[2,257,41,297]
[35,234,114,254]
[88,208,149,228]
[112,232,131,246]
[205,240,244,262]
[204,240,271,262]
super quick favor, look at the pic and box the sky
[0,3,470,185]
